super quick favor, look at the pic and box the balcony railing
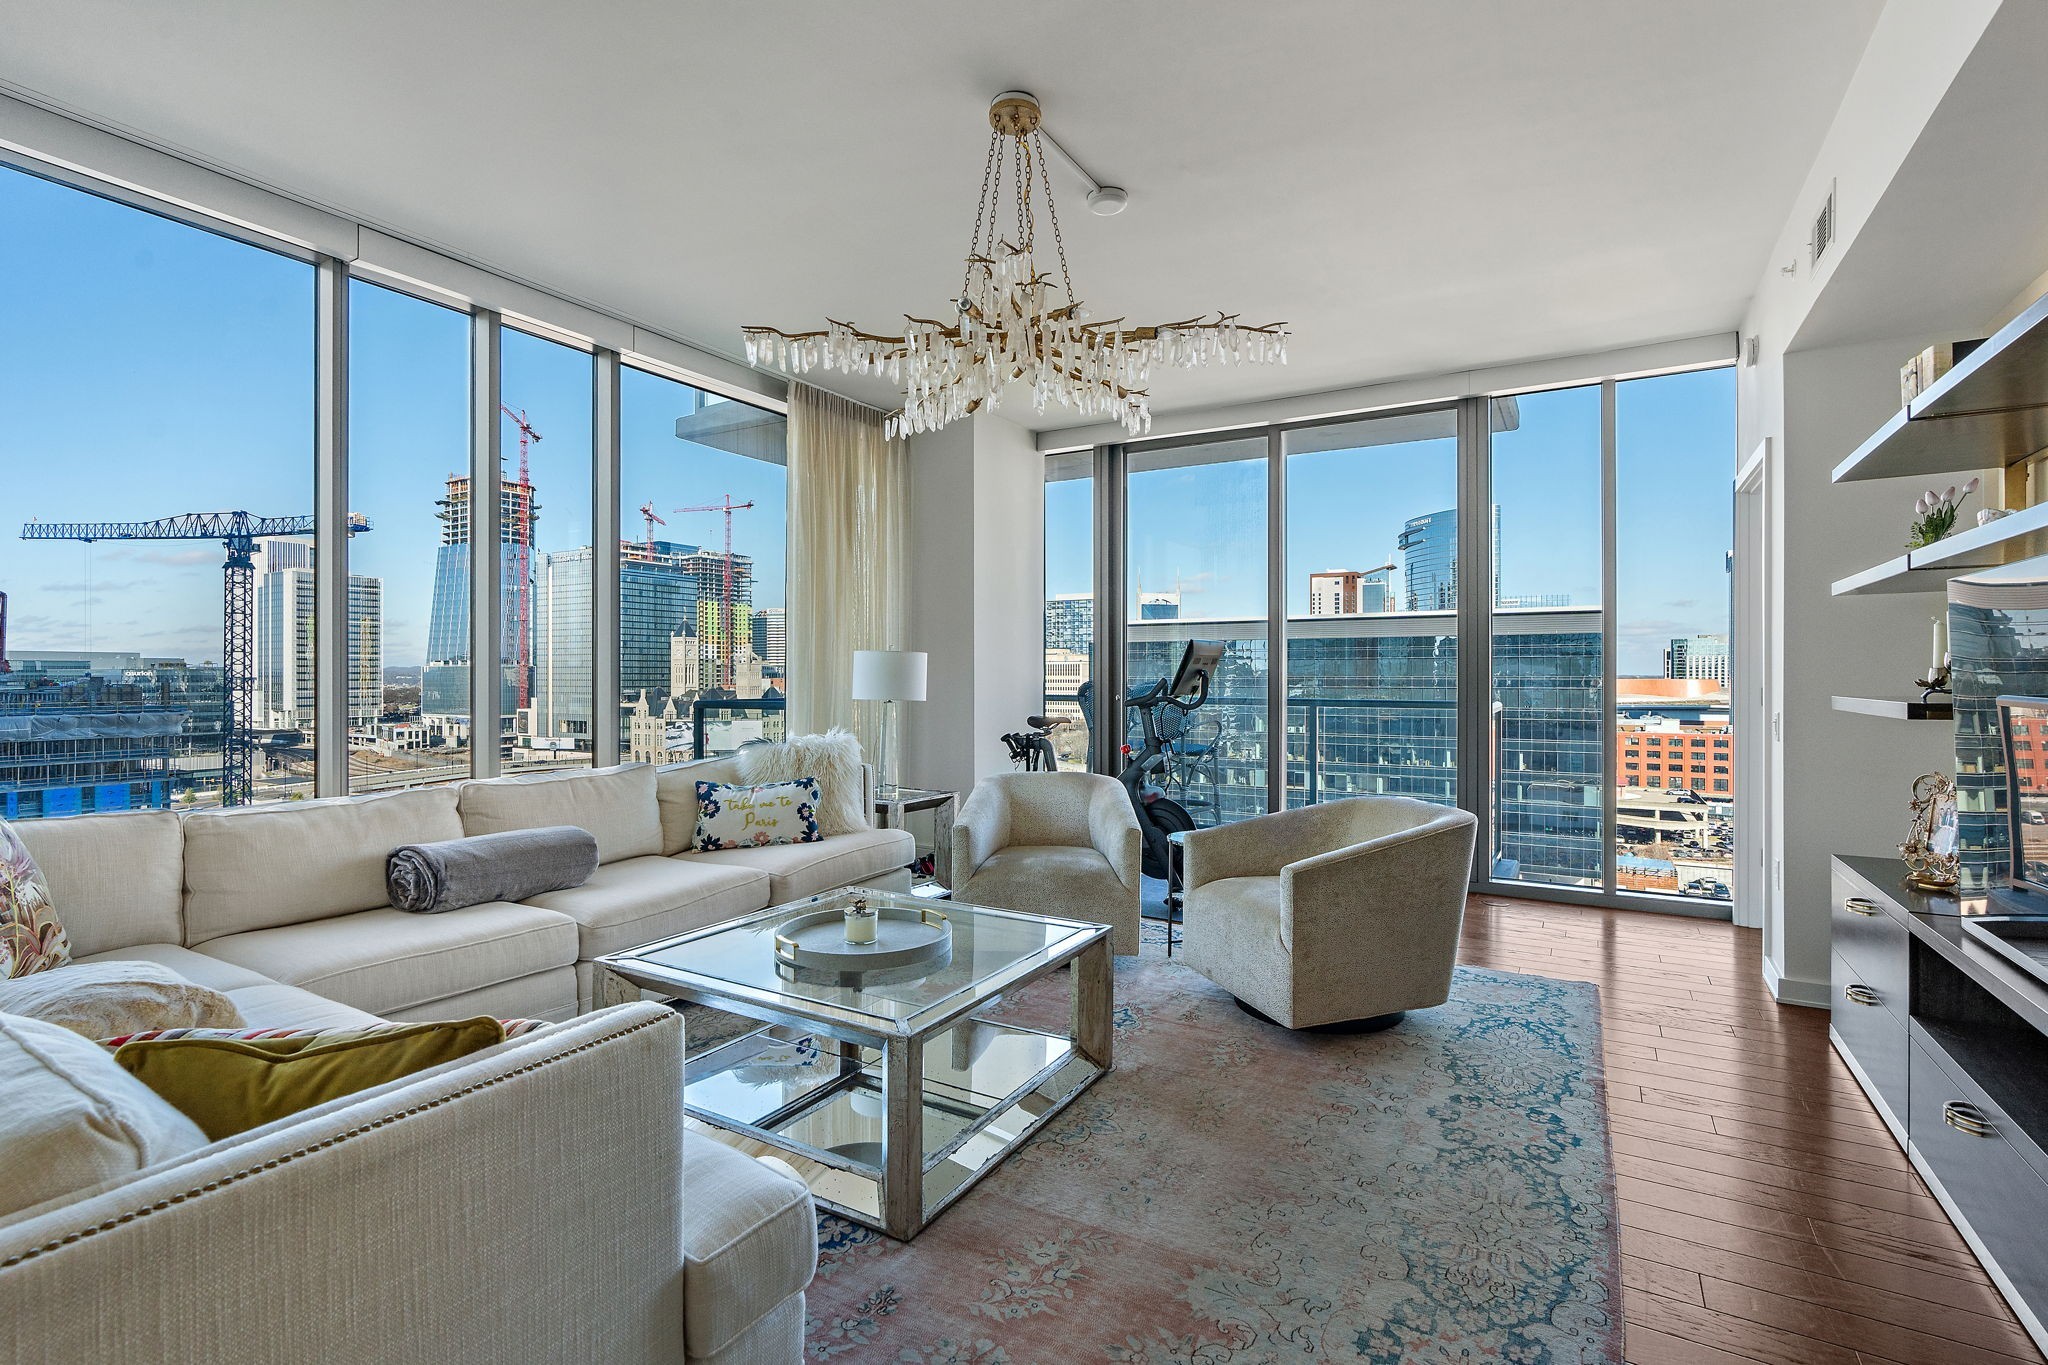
[691,697,788,759]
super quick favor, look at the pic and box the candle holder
[1915,661,1953,704]
[843,895,879,945]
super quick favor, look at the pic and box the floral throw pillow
[0,820,69,979]
[693,778,823,852]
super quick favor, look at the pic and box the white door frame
[1732,439,1770,930]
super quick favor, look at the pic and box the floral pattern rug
[802,934,1620,1363]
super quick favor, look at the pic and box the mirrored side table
[872,786,957,891]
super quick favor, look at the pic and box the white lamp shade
[851,650,927,702]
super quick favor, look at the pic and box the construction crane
[0,590,10,674]
[499,404,542,711]
[674,497,754,689]
[19,511,372,806]
[635,502,666,557]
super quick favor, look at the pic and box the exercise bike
[1000,715,1068,772]
[1077,639,1225,884]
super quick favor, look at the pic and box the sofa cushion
[736,729,870,836]
[0,959,242,1039]
[684,827,914,905]
[690,778,822,852]
[1,820,69,977]
[193,902,578,1018]
[0,1011,208,1219]
[459,764,662,865]
[77,943,384,1032]
[681,1138,818,1359]
[656,756,743,855]
[183,787,465,944]
[12,810,183,958]
[522,855,767,959]
[114,1016,508,1142]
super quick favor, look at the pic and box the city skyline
[0,166,790,677]
[1047,373,1735,678]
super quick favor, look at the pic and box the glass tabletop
[609,887,1103,1030]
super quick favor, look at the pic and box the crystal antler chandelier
[743,91,1287,439]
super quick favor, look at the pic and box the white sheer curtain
[786,381,909,765]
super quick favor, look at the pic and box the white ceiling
[0,1,1884,428]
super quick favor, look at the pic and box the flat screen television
[1997,694,2048,898]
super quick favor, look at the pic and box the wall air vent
[1810,181,1837,264]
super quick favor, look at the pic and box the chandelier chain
[961,129,1001,299]
[1032,130,1075,304]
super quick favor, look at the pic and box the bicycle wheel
[1142,796,1198,881]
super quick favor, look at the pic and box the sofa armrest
[950,780,1011,884]
[1087,779,1143,892]
[0,1004,690,1365]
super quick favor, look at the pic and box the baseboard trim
[1762,958,1830,1009]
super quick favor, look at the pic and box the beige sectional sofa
[0,753,914,1363]
[16,755,913,1025]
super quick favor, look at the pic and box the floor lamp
[852,650,927,798]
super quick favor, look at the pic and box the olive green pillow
[113,1016,506,1141]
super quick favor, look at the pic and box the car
[1682,877,1731,898]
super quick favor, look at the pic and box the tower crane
[674,496,755,689]
[19,511,372,806]
[0,590,10,674]
[499,405,542,711]
[635,502,666,557]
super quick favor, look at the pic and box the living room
[5,3,2048,1362]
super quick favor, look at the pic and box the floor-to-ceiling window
[1057,367,1736,914]
[618,366,789,761]
[502,328,595,772]
[1490,385,1605,889]
[0,165,315,817]
[1616,368,1737,904]
[1042,451,1094,771]
[346,281,472,792]
[1124,437,1270,825]
[1284,410,1459,810]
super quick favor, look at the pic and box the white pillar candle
[844,904,878,945]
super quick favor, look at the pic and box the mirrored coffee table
[598,887,1113,1240]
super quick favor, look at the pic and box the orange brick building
[1617,710,1733,797]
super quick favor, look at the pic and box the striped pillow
[99,1017,552,1050]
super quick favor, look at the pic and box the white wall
[903,412,1046,796]
[1741,0,2042,1002]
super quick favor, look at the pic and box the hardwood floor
[1461,894,2046,1365]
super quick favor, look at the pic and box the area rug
[802,940,1620,1364]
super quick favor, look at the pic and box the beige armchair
[1180,796,1477,1029]
[949,773,1142,955]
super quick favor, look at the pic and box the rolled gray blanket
[387,826,599,913]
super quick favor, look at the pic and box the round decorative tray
[773,903,951,973]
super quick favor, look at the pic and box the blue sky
[1048,370,1734,677]
[0,161,1729,681]
[0,165,787,672]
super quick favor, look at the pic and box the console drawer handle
[1843,897,1879,917]
[1943,1101,1996,1139]
[1843,984,1882,1006]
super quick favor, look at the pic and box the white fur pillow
[737,728,870,836]
[0,960,244,1040]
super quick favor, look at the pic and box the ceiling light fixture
[742,91,1287,439]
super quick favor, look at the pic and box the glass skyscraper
[1397,505,1502,611]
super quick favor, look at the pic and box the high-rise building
[1308,570,1393,616]
[532,540,700,749]
[1138,591,1180,620]
[1664,633,1731,685]
[1045,593,1095,652]
[675,547,753,686]
[253,537,382,731]
[531,547,592,751]
[422,475,533,718]
[1397,506,1502,611]
[751,607,787,673]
